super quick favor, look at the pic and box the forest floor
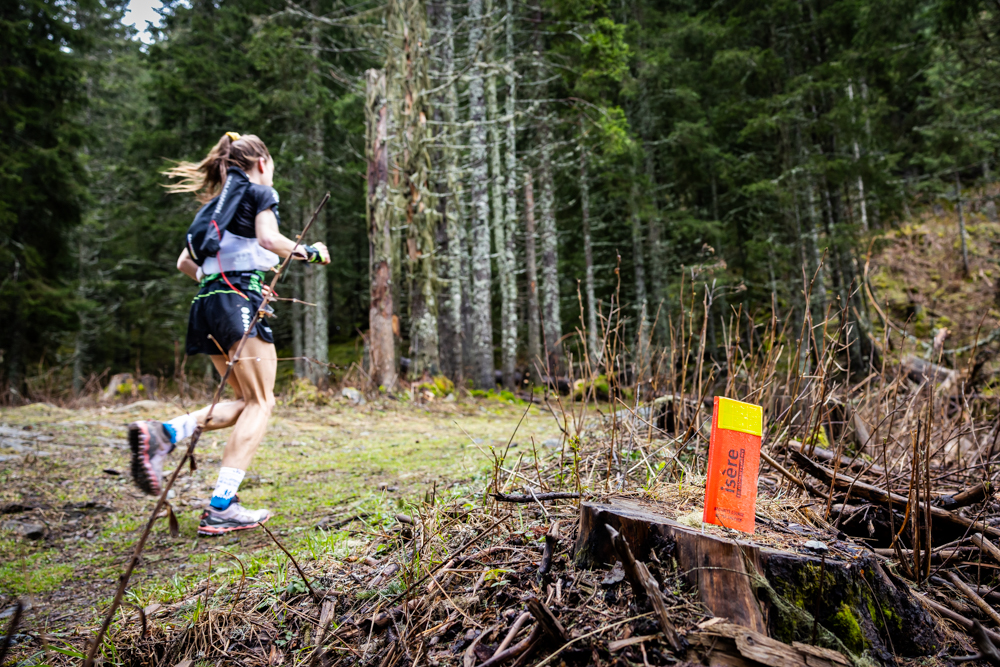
[4,202,1000,665]
[0,395,563,644]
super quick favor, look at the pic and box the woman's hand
[311,242,331,264]
[292,242,331,264]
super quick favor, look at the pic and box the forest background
[3,0,999,401]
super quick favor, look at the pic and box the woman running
[128,132,329,536]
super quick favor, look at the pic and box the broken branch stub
[526,595,568,644]
[604,523,682,652]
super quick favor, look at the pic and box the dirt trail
[0,398,562,634]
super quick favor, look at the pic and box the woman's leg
[199,336,276,534]
[128,355,248,496]
[183,355,247,432]
[219,336,277,470]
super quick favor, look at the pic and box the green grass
[0,540,75,595]
[0,397,564,627]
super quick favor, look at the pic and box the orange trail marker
[703,396,763,534]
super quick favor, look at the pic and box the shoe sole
[128,423,160,496]
[197,514,271,537]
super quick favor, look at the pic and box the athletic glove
[302,244,324,263]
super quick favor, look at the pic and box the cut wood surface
[574,498,940,660]
[576,499,766,633]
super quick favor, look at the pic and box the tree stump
[574,499,940,662]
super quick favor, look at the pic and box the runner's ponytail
[163,133,271,203]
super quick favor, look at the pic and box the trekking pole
[83,193,330,666]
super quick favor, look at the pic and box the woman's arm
[256,209,330,263]
[177,248,199,281]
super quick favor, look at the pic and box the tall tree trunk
[499,0,519,388]
[430,0,463,383]
[366,68,398,390]
[534,15,562,376]
[580,144,599,364]
[394,0,439,377]
[846,82,868,233]
[303,190,328,387]
[630,174,650,382]
[538,127,562,375]
[957,173,970,277]
[304,24,328,388]
[467,0,495,389]
[524,170,542,369]
[486,3,513,388]
[460,198,475,380]
[72,238,88,395]
[292,260,305,377]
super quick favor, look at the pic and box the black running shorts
[185,271,274,356]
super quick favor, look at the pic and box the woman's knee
[246,393,275,414]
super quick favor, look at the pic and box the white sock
[165,413,198,443]
[210,467,245,509]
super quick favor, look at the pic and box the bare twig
[260,521,320,603]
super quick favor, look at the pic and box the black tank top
[227,184,281,238]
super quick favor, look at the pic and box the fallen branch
[790,451,1000,539]
[939,484,990,511]
[952,620,1000,667]
[916,592,1000,646]
[761,450,805,489]
[492,492,581,503]
[947,572,1000,627]
[476,625,540,667]
[531,613,653,667]
[604,524,682,651]
[972,533,1000,562]
[495,612,531,655]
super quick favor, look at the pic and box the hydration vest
[185,167,251,267]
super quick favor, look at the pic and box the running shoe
[198,500,272,536]
[128,421,175,496]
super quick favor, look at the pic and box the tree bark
[430,0,462,384]
[291,260,305,378]
[630,174,650,382]
[576,499,941,659]
[580,144,599,364]
[303,19,329,388]
[500,0,519,388]
[486,6,514,388]
[366,68,398,390]
[957,172,970,277]
[524,170,541,369]
[846,82,868,233]
[538,120,562,375]
[303,191,328,387]
[393,0,439,378]
[467,0,495,389]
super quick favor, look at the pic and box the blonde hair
[163,133,271,202]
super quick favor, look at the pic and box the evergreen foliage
[4,0,1000,398]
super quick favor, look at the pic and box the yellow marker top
[717,397,763,437]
